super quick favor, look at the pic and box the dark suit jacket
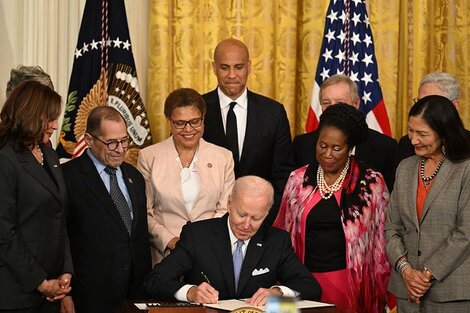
[203,89,295,224]
[396,135,415,166]
[0,142,72,310]
[62,151,151,313]
[144,214,321,301]
[293,128,397,191]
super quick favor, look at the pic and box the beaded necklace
[317,157,350,200]
[420,156,445,186]
[30,144,44,166]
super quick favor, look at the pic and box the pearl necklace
[317,157,350,200]
[420,156,445,186]
[31,144,44,166]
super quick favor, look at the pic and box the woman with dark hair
[137,88,235,265]
[386,95,470,312]
[274,103,390,313]
[0,81,72,312]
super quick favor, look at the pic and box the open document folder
[203,298,334,312]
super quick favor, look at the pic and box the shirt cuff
[272,285,298,297]
[174,284,196,302]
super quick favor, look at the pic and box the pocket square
[252,267,270,276]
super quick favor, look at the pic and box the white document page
[204,299,334,311]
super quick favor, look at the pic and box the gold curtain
[147,0,470,143]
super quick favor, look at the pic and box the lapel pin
[207,163,212,168]
[128,178,133,184]
[53,165,58,168]
[256,243,262,247]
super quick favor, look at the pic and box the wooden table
[114,301,338,313]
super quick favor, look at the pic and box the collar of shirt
[87,148,113,175]
[217,88,248,159]
[217,87,248,111]
[227,217,250,255]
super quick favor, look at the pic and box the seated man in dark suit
[293,74,397,191]
[397,72,470,164]
[144,176,321,307]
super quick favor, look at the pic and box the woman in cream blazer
[138,88,235,264]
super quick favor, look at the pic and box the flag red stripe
[372,99,392,136]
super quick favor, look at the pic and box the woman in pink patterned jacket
[274,103,390,313]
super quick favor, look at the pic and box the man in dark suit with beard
[144,176,321,307]
[293,74,397,191]
[202,39,294,225]
[61,107,151,313]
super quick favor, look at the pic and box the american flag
[305,0,392,136]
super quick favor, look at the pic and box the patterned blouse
[274,157,390,313]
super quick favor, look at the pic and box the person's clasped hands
[37,273,72,302]
[402,267,432,304]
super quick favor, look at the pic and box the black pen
[200,271,211,284]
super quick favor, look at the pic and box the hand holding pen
[186,272,219,304]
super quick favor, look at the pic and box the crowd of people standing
[1,40,469,313]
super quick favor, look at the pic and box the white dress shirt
[217,87,248,161]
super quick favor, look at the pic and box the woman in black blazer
[0,81,73,312]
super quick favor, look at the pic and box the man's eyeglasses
[91,135,130,151]
[170,117,203,129]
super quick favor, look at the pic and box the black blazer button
[418,250,422,256]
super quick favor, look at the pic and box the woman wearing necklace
[0,81,72,312]
[386,95,470,312]
[138,88,235,265]
[274,103,390,313]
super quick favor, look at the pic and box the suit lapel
[121,164,138,235]
[211,215,237,296]
[406,157,420,227]
[79,152,129,233]
[19,149,61,203]
[420,159,454,223]
[240,91,257,168]
[42,146,67,205]
[204,90,227,148]
[237,227,266,296]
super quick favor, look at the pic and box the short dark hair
[0,81,61,150]
[163,88,206,118]
[318,103,368,148]
[409,95,470,162]
[86,106,125,137]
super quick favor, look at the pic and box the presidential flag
[57,0,152,165]
[305,0,391,136]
